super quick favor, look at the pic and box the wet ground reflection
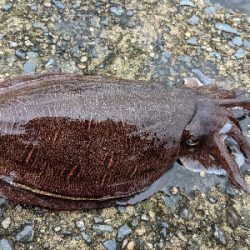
[211,0,250,15]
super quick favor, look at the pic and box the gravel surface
[0,0,249,249]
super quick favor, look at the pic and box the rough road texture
[0,0,249,249]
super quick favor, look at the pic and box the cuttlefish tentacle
[225,123,250,162]
[211,134,250,193]
[218,98,250,110]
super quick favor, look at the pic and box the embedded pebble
[2,3,13,11]
[92,224,113,233]
[62,230,72,237]
[141,214,148,221]
[225,185,236,196]
[16,225,34,242]
[110,6,125,16]
[117,224,132,241]
[204,6,218,15]
[209,51,221,60]
[235,48,245,59]
[0,239,13,250]
[117,206,126,214]
[27,52,39,59]
[51,0,65,9]
[1,217,11,229]
[54,226,61,232]
[0,34,5,40]
[187,15,200,25]
[81,231,91,244]
[163,195,180,210]
[186,37,198,45]
[103,239,117,250]
[15,50,26,60]
[23,61,36,75]
[45,58,56,68]
[213,224,226,245]
[131,218,139,227]
[232,37,243,46]
[9,41,18,48]
[80,56,88,63]
[75,220,86,230]
[93,216,103,223]
[33,22,48,33]
[180,208,193,220]
[243,39,250,49]
[127,241,135,250]
[215,23,240,35]
[0,197,6,206]
[180,0,195,7]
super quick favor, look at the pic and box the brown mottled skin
[0,73,249,210]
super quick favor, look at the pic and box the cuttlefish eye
[185,135,200,146]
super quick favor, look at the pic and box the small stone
[26,52,39,59]
[157,221,169,229]
[131,218,139,227]
[180,208,193,220]
[30,5,37,11]
[117,224,132,241]
[103,239,117,250]
[1,217,11,229]
[72,3,81,9]
[81,231,91,244]
[122,239,128,248]
[15,50,26,60]
[209,51,221,61]
[213,224,226,245]
[54,226,61,232]
[75,220,86,230]
[0,197,7,206]
[187,15,199,25]
[186,37,198,45]
[225,184,236,196]
[127,241,135,250]
[235,48,245,59]
[16,225,34,242]
[63,34,71,41]
[62,230,72,237]
[23,61,36,75]
[243,39,250,49]
[170,186,178,194]
[92,224,113,233]
[117,206,126,214]
[0,34,4,40]
[2,3,13,11]
[232,37,243,47]
[110,6,125,16]
[204,6,217,15]
[80,56,88,63]
[33,22,48,33]
[180,0,195,7]
[163,195,180,210]
[200,171,205,177]
[215,23,240,35]
[45,58,56,68]
[0,239,13,250]
[141,214,148,221]
[44,2,52,8]
[94,217,103,224]
[126,10,135,16]
[51,0,65,9]
[9,41,18,48]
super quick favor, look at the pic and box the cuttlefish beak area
[182,96,250,193]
